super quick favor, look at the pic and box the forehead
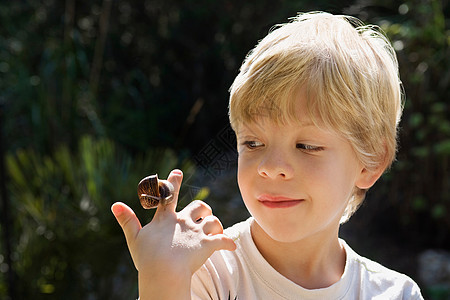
[232,88,316,130]
[235,118,314,136]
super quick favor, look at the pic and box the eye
[296,143,324,152]
[242,140,264,149]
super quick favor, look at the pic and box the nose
[257,149,294,180]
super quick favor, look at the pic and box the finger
[184,200,213,223]
[205,234,237,252]
[201,215,224,236]
[111,202,142,246]
[156,169,183,214]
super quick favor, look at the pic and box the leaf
[434,140,450,155]
[431,204,446,219]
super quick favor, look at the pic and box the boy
[112,12,423,299]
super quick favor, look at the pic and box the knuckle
[190,200,212,213]
[202,215,224,234]
[204,215,220,225]
[176,213,190,225]
[189,199,203,207]
[120,214,133,229]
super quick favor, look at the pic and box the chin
[253,218,306,244]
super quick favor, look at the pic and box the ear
[355,148,389,189]
[355,165,385,189]
[356,140,391,189]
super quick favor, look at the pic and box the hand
[111,169,236,299]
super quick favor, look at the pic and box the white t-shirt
[192,218,423,300]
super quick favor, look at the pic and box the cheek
[237,152,257,177]
[237,157,249,193]
[302,156,356,200]
[237,155,258,203]
[299,157,331,183]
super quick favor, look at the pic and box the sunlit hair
[229,12,403,223]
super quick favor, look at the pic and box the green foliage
[5,135,193,299]
[426,286,450,300]
[372,0,449,233]
[0,0,356,154]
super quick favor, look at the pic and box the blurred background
[0,0,448,299]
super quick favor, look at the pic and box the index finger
[155,169,183,214]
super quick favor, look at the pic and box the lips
[257,194,304,208]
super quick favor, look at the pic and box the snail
[137,174,174,209]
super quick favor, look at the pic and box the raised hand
[111,169,236,299]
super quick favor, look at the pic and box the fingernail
[111,203,123,217]
[171,169,183,176]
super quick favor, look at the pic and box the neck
[251,221,346,289]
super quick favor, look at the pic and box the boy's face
[236,95,366,244]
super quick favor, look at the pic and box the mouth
[257,194,304,208]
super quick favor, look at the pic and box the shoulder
[343,240,424,300]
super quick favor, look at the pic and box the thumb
[111,202,142,246]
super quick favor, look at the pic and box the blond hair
[229,12,403,223]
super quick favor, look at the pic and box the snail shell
[137,174,174,209]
